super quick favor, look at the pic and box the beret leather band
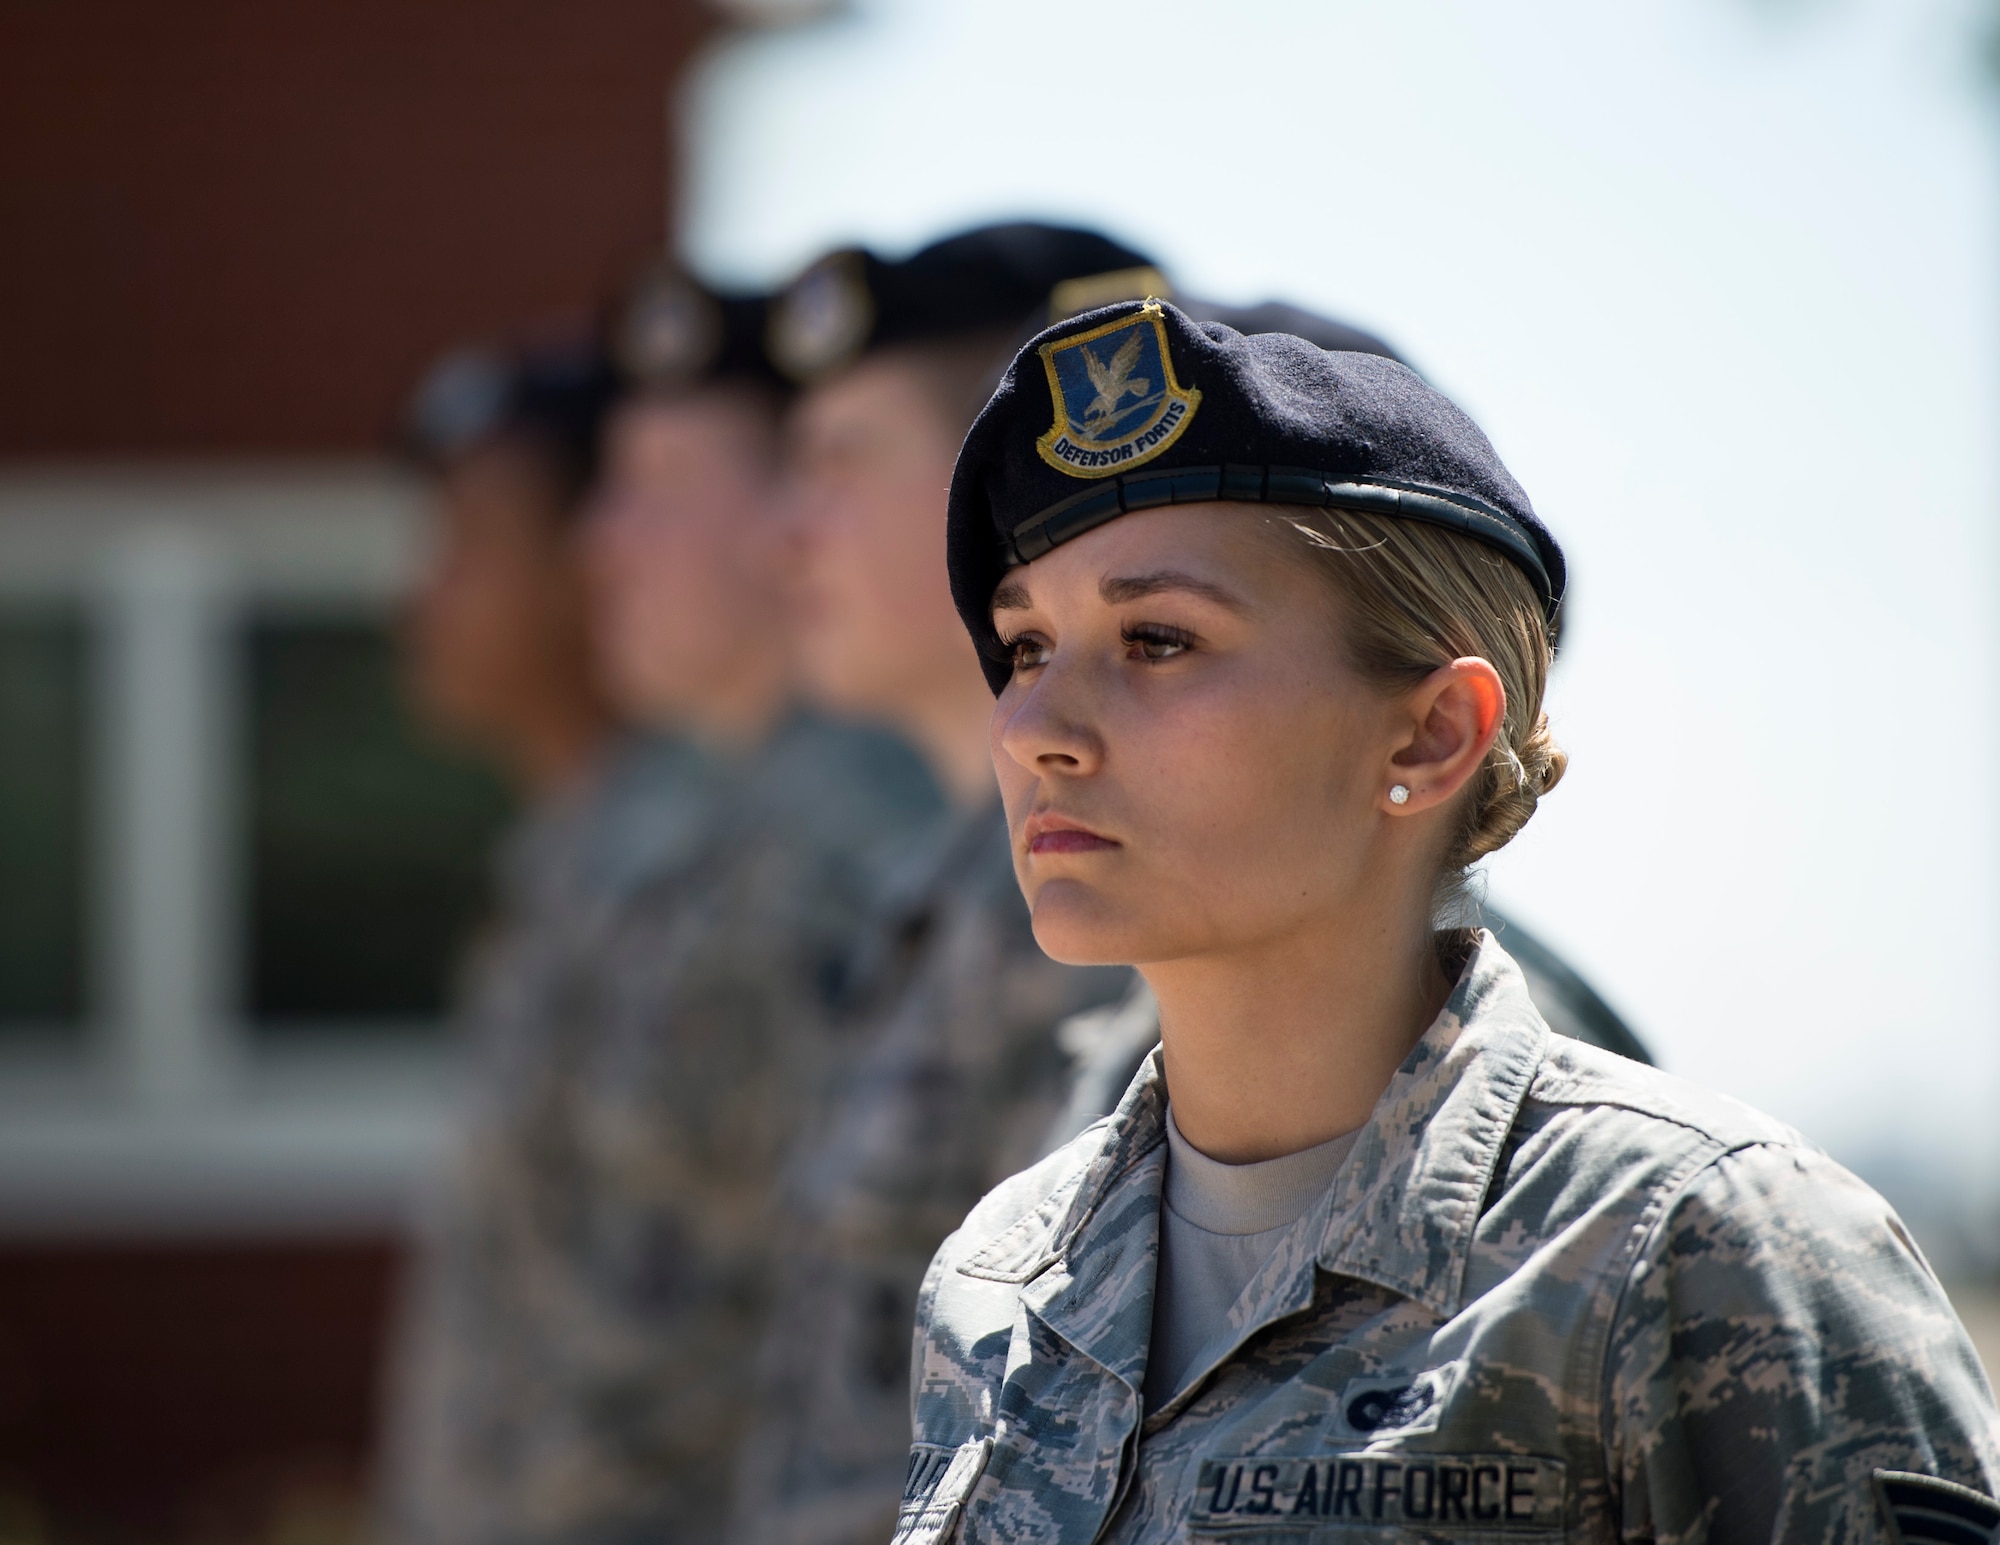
[1004,464,1556,619]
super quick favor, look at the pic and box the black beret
[1178,297,1405,366]
[947,298,1563,692]
[403,334,618,502]
[610,259,788,394]
[768,221,1164,383]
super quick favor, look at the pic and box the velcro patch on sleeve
[1191,1453,1563,1534]
[1874,1470,2000,1545]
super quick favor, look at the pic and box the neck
[1143,877,1451,1165]
[507,701,612,802]
[894,661,1002,810]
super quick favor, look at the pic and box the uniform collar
[1297,932,1547,1318]
[960,930,1549,1325]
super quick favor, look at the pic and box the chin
[802,645,913,725]
[795,645,868,715]
[1025,880,1163,967]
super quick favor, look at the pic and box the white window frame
[0,466,457,1237]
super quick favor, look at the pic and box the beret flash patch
[1036,301,1200,478]
[617,269,723,387]
[1874,1470,2000,1545]
[770,250,875,383]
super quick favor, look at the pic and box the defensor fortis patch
[1035,301,1200,478]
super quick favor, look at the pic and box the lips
[1024,813,1118,856]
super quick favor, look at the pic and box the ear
[1381,657,1506,816]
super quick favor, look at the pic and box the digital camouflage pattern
[732,804,1129,1545]
[901,933,2000,1544]
[378,715,942,1545]
[1040,908,1649,1156]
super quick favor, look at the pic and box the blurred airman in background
[729,224,1157,1545]
[399,336,621,801]
[376,272,943,1545]
[379,329,673,1545]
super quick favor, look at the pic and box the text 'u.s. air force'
[1190,1453,1564,1533]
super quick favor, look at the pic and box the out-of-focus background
[0,0,1993,1540]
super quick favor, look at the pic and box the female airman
[896,298,2000,1545]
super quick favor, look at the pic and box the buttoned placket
[957,1097,1166,1543]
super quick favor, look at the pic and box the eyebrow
[990,568,1250,616]
[1099,570,1249,612]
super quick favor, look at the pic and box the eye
[1122,622,1195,662]
[1001,632,1053,672]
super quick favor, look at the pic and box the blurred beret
[403,334,618,501]
[610,259,789,394]
[947,298,1562,691]
[768,221,1165,383]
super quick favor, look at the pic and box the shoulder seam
[1527,1071,1808,1153]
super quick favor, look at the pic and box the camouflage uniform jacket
[1040,909,1649,1156]
[733,802,1129,1545]
[900,932,2000,1545]
[381,715,942,1545]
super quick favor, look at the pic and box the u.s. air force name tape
[1191,1453,1565,1533]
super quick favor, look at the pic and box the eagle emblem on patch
[1874,1470,2000,1544]
[1036,301,1200,478]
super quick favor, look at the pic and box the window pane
[0,606,88,1030]
[245,616,513,1029]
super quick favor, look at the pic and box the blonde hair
[1272,504,1566,904]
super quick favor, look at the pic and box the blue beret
[946,299,1564,692]
[769,222,1163,383]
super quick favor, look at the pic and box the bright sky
[681,0,2000,1246]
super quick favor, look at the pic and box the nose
[993,652,1104,780]
[777,460,831,530]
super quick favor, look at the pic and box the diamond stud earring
[1389,784,1411,805]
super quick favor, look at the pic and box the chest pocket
[893,1436,993,1545]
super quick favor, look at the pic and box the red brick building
[0,0,716,457]
[0,4,724,1539]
